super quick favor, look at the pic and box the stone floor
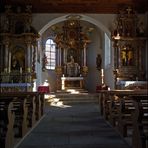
[15,92,131,148]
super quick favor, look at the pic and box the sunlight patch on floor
[44,94,55,99]
[45,94,71,108]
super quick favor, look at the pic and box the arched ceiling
[1,0,147,13]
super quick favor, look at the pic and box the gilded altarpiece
[0,5,39,91]
[112,7,147,88]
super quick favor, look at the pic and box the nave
[14,92,131,148]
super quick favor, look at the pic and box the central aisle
[16,93,130,148]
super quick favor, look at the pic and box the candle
[101,69,104,76]
[20,67,22,74]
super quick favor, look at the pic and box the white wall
[33,13,147,92]
[86,27,102,92]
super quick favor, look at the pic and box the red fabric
[96,85,108,92]
[38,86,50,93]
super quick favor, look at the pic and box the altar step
[46,93,99,105]
[56,88,88,94]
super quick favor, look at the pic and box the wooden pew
[0,97,15,148]
[98,89,148,148]
[131,94,148,148]
[12,97,28,138]
[109,90,148,138]
[0,91,45,148]
[98,90,111,120]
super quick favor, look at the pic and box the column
[0,44,4,71]
[63,48,66,64]
[4,41,9,72]
[59,47,61,66]
[26,41,31,72]
[32,44,36,72]
[83,43,87,66]
[8,51,11,73]
[56,46,59,66]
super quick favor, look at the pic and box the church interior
[0,0,148,148]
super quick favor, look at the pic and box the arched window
[45,38,56,70]
[105,33,111,68]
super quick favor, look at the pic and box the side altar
[0,5,39,92]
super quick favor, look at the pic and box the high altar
[54,16,91,90]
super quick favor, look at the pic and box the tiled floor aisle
[16,93,131,148]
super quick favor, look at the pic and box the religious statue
[121,45,133,66]
[121,50,127,66]
[65,56,80,77]
[137,21,145,37]
[11,56,20,71]
[96,54,102,71]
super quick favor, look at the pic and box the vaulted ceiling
[1,0,148,13]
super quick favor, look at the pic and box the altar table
[61,77,84,90]
[0,83,31,92]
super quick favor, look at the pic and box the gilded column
[31,43,37,80]
[26,40,31,72]
[32,44,36,73]
[55,46,62,90]
[25,37,32,83]
[59,47,61,66]
[83,43,86,66]
[82,43,88,76]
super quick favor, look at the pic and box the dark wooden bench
[98,89,148,148]
[131,94,148,148]
[0,91,45,148]
[0,96,15,148]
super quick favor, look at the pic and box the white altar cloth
[61,77,84,90]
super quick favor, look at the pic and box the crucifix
[126,7,132,16]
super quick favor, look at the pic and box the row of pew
[98,89,148,148]
[0,92,44,148]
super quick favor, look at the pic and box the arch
[39,14,111,38]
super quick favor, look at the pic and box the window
[105,33,111,67]
[45,38,56,70]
